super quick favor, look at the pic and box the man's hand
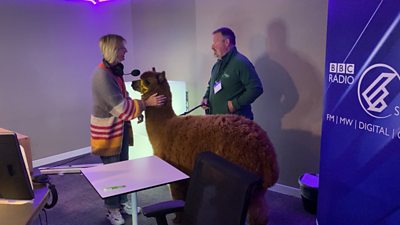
[201,98,209,109]
[227,100,235,113]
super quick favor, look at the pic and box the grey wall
[129,0,197,97]
[0,0,327,188]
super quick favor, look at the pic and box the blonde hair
[99,34,126,64]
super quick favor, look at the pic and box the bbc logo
[330,63,355,74]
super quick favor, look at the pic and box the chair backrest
[182,151,262,225]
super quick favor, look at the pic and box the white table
[81,156,189,225]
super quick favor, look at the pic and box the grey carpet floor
[31,154,316,225]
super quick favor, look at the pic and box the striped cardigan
[90,63,145,156]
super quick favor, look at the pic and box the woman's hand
[144,93,166,107]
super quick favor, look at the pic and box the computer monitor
[0,133,34,200]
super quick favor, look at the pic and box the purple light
[84,0,111,5]
[66,0,114,5]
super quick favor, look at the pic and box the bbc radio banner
[318,1,400,225]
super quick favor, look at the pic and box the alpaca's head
[131,70,172,102]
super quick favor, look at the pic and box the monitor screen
[0,133,34,200]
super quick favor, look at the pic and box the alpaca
[132,70,279,225]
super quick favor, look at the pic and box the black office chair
[142,151,262,225]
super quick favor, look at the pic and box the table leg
[131,192,138,225]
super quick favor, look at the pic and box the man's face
[116,43,127,63]
[211,32,229,59]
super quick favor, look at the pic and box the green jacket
[204,47,263,120]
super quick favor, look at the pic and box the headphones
[103,59,124,77]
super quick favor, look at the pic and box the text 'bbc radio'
[328,63,355,85]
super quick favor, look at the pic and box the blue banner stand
[318,1,400,225]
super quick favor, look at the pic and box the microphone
[124,69,141,76]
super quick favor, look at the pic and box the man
[202,27,263,120]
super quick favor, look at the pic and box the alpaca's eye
[144,80,150,86]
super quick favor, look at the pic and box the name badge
[213,81,222,94]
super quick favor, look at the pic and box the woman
[90,34,165,225]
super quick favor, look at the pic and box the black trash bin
[298,173,319,214]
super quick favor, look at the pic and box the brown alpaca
[132,70,279,225]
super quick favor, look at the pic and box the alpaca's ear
[158,71,166,83]
[152,67,156,72]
